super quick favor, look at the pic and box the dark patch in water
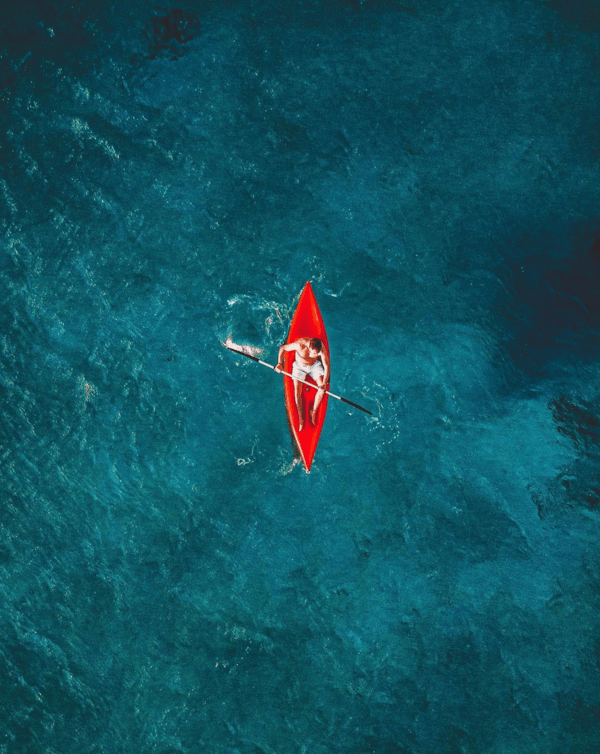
[537,462,600,517]
[550,396,600,457]
[0,53,17,91]
[501,227,600,376]
[545,396,600,513]
[556,691,600,732]
[585,486,600,508]
[0,0,98,94]
[536,393,600,514]
[548,0,600,33]
[143,8,201,60]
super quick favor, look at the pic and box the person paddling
[275,337,330,431]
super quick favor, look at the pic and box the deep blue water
[2,1,600,752]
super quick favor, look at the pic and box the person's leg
[310,375,326,425]
[294,379,304,431]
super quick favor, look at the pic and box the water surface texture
[2,1,600,752]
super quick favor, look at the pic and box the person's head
[308,338,323,357]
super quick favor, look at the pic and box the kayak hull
[283,282,329,473]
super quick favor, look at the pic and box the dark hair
[309,338,322,351]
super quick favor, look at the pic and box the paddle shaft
[225,346,373,416]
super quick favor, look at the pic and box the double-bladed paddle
[224,343,374,416]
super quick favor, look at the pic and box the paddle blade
[340,396,373,415]
[222,336,263,358]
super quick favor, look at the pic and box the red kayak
[283,282,329,473]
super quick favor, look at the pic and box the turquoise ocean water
[2,1,600,751]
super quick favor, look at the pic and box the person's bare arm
[320,348,330,385]
[275,340,301,373]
